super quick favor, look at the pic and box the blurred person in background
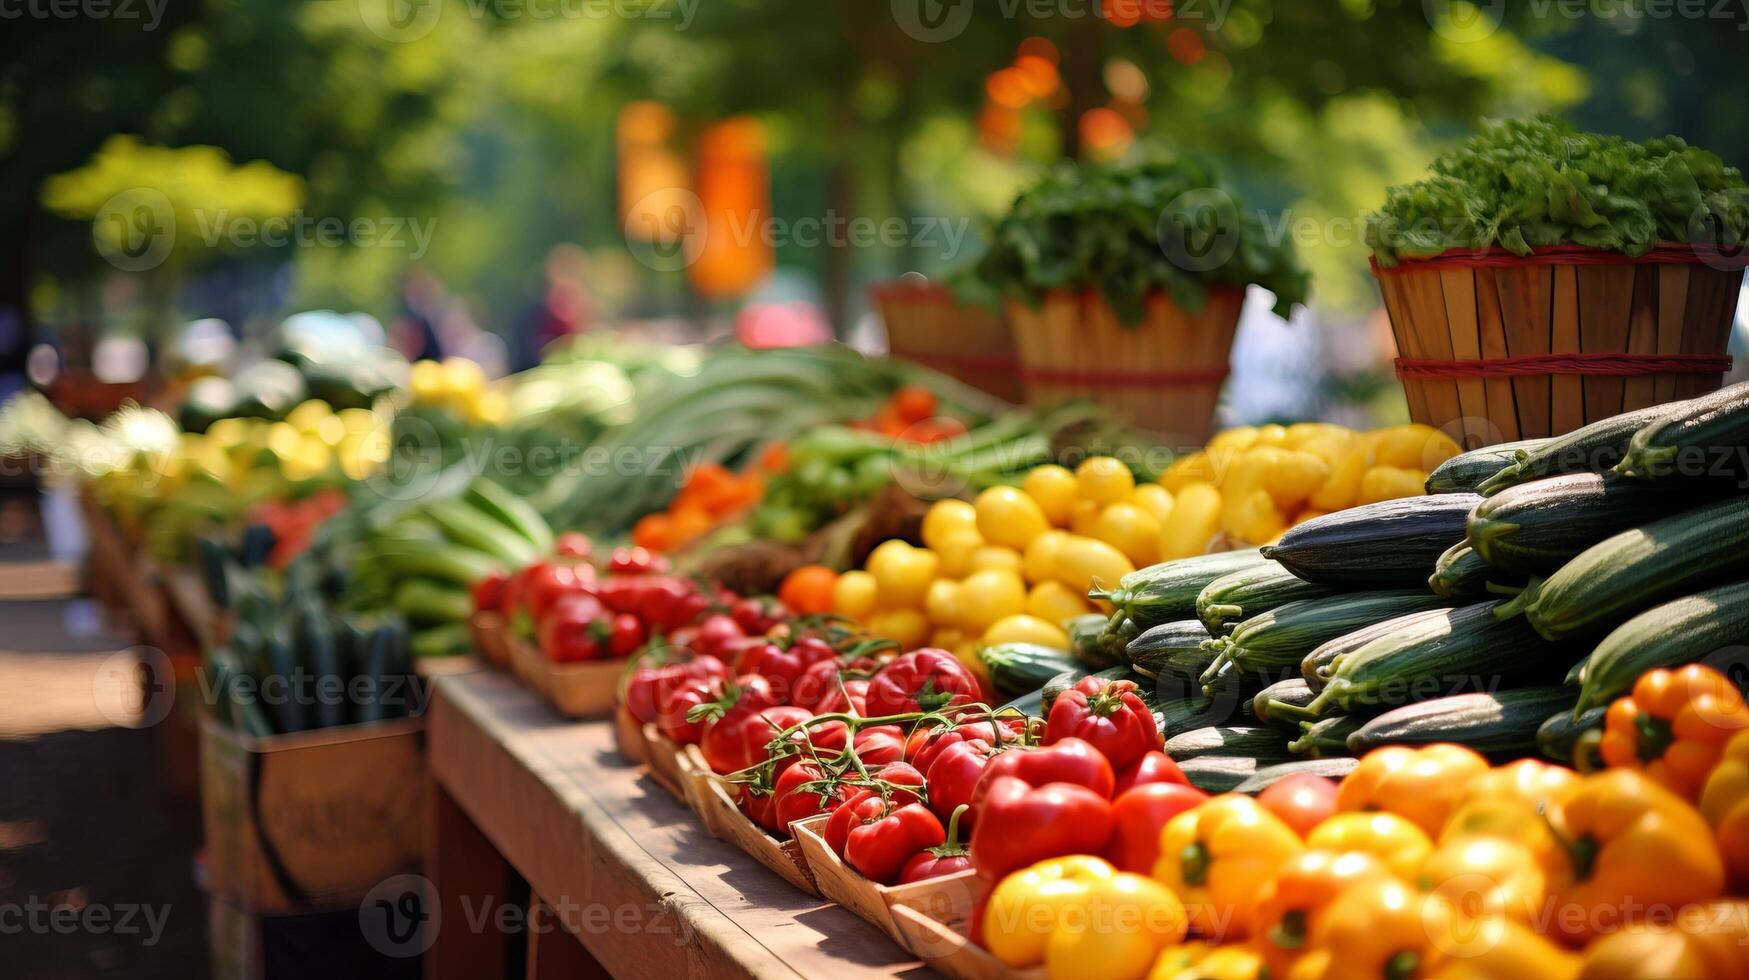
[392,267,447,362]
[515,244,595,370]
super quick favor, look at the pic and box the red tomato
[823,763,926,854]
[864,648,981,716]
[695,678,782,773]
[1103,782,1207,874]
[1255,772,1340,839]
[654,676,725,745]
[843,798,945,885]
[1042,675,1162,771]
[922,739,991,832]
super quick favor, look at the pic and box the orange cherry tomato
[779,564,840,616]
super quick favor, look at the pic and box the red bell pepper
[968,776,1115,882]
[864,648,981,716]
[537,593,609,663]
[899,804,973,884]
[1113,751,1190,793]
[969,737,1116,815]
[923,739,991,832]
[824,762,926,853]
[843,797,946,885]
[693,676,781,772]
[1104,782,1208,874]
[1043,675,1162,771]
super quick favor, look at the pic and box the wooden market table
[424,666,935,980]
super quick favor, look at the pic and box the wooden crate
[792,815,983,947]
[891,902,1042,980]
[687,768,819,896]
[468,611,512,671]
[639,724,691,803]
[199,716,426,914]
[505,625,622,719]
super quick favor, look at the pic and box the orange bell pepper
[1430,917,1579,980]
[1598,664,1749,799]
[1579,904,1749,980]
[1254,849,1392,979]
[1544,769,1725,941]
[1441,759,1579,876]
[1420,835,1547,925]
[1698,729,1749,888]
[1151,794,1302,941]
[1336,744,1490,838]
[1304,876,1454,980]
[1304,811,1433,880]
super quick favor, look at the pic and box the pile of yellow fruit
[408,356,508,426]
[1159,422,1462,546]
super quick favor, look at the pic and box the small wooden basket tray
[504,628,622,719]
[791,815,984,947]
[687,769,818,896]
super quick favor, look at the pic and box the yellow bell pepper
[1420,836,1547,925]
[1254,849,1392,979]
[1151,795,1302,941]
[1430,917,1580,980]
[1441,759,1579,876]
[1336,744,1490,838]
[1305,811,1433,880]
[984,855,1189,980]
[1579,904,1749,980]
[1305,876,1454,980]
[1146,942,1210,980]
[1154,944,1263,980]
[1544,769,1726,942]
[1699,729,1749,888]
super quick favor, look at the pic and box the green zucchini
[426,498,539,567]
[1425,439,1552,494]
[1297,602,1578,718]
[410,621,472,659]
[1079,615,1136,669]
[1097,549,1270,627]
[1066,614,1112,666]
[1254,678,1316,731]
[1148,672,1257,737]
[394,578,474,625]
[464,477,555,553]
[1125,620,1216,680]
[1468,473,1723,574]
[1476,403,1675,495]
[1000,688,1045,720]
[1429,542,1500,599]
[1288,715,1362,758]
[1232,757,1361,794]
[1536,706,1606,768]
[980,644,1084,698]
[373,541,504,587]
[1164,726,1294,763]
[1177,756,1260,793]
[1042,666,1101,713]
[1574,580,1749,712]
[1511,496,1749,641]
[356,623,398,724]
[1616,380,1749,480]
[1195,561,1337,634]
[1262,495,1479,587]
[238,523,276,568]
[198,536,234,611]
[1345,686,1578,756]
[1299,608,1457,693]
[1564,654,1589,687]
[1201,590,1455,695]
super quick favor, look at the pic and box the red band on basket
[1018,365,1231,387]
[1394,352,1733,381]
[900,352,1020,374]
[1370,242,1749,275]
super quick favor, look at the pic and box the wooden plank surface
[426,668,929,980]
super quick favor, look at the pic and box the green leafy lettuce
[965,158,1309,324]
[1367,115,1749,266]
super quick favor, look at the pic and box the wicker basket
[1006,288,1244,446]
[1374,244,1744,447]
[871,278,1023,403]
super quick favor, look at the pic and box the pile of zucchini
[1066,382,1749,786]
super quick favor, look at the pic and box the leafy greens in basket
[966,158,1309,324]
[1366,115,1749,267]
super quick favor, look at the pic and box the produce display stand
[78,485,175,650]
[870,279,1024,404]
[424,666,935,980]
[791,817,980,948]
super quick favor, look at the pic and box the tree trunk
[1060,19,1105,160]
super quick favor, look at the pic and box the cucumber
[372,542,504,587]
[1537,706,1606,768]
[425,498,538,567]
[198,536,234,611]
[1511,496,1749,641]
[1000,688,1045,720]
[1425,439,1551,494]
[1346,686,1578,757]
[1429,542,1504,600]
[1298,602,1579,718]
[1476,402,1677,495]
[1066,614,1115,667]
[394,578,474,625]
[1616,380,1749,480]
[1574,580,1749,712]
[1201,590,1455,695]
[1176,755,1260,793]
[1232,757,1361,793]
[980,644,1084,698]
[1262,495,1479,587]
[1195,561,1337,635]
[356,623,399,724]
[1097,549,1269,627]
[464,477,555,553]
[1125,620,1216,680]
[238,523,276,568]
[410,621,472,659]
[1299,608,1457,693]
[1041,666,1099,713]
[1164,726,1294,763]
[1468,473,1725,574]
[1253,678,1316,731]
[1288,715,1362,758]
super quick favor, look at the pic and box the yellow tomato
[923,578,965,628]
[983,614,1071,650]
[409,358,445,400]
[285,399,334,433]
[1307,437,1375,512]
[969,546,1025,575]
[866,608,930,649]
[1261,450,1332,510]
[930,627,966,650]
[1159,452,1217,492]
[1075,456,1135,505]
[1283,422,1352,449]
[865,540,938,608]
[934,528,985,579]
[440,356,487,399]
[1023,464,1080,527]
[1028,581,1091,624]
[1290,509,1328,527]
[1023,530,1070,585]
[1069,499,1103,537]
[975,485,1051,550]
[1372,423,1462,472]
[1205,426,1260,456]
[957,568,1029,633]
[1356,465,1426,504]
[1221,488,1288,544]
[1049,534,1135,596]
[1095,502,1162,566]
[1252,423,1290,448]
[1158,482,1222,561]
[1131,484,1176,526]
[921,499,980,551]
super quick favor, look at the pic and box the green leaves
[1366,115,1749,266]
[967,158,1310,325]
